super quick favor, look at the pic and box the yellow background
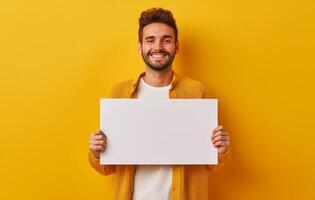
[1,0,314,199]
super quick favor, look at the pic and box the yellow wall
[1,0,314,199]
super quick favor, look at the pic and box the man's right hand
[89,130,107,159]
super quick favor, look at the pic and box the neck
[143,66,173,87]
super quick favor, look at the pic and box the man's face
[139,23,179,71]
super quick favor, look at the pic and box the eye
[164,39,172,43]
[146,39,154,43]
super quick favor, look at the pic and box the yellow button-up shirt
[89,71,230,200]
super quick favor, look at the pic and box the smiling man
[88,8,231,200]
[140,23,177,72]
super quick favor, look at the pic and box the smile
[150,53,168,59]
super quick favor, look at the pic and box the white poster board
[100,99,218,165]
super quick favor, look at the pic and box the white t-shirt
[132,77,172,200]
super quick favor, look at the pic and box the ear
[175,41,179,54]
[138,42,142,55]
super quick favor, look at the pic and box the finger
[92,134,106,140]
[96,129,105,134]
[91,131,101,137]
[212,135,229,144]
[91,130,106,137]
[90,145,104,151]
[212,125,226,133]
[94,145,106,152]
[91,139,106,146]
[211,130,225,138]
[212,133,229,140]
[90,137,106,145]
[214,140,229,147]
[213,141,227,148]
[211,130,228,139]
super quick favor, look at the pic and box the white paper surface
[100,99,218,165]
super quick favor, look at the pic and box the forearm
[88,151,116,176]
[205,147,231,172]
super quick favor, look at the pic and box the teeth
[151,54,165,58]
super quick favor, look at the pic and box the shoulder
[110,79,135,98]
[175,75,210,98]
[178,75,206,89]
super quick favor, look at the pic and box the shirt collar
[131,70,180,94]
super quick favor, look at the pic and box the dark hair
[138,8,178,43]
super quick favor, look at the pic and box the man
[89,8,231,200]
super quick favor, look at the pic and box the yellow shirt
[88,71,231,200]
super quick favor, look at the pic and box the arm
[205,125,231,172]
[200,83,231,171]
[88,130,116,176]
[88,85,123,176]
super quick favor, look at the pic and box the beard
[141,48,176,71]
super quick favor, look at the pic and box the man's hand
[211,125,230,155]
[89,130,107,158]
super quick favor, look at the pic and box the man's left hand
[211,125,230,155]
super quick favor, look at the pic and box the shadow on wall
[175,28,223,82]
[177,30,256,199]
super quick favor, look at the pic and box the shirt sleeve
[200,82,231,172]
[88,151,116,176]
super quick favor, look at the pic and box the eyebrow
[144,35,174,40]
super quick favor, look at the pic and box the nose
[153,40,163,50]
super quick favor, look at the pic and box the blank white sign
[100,99,218,165]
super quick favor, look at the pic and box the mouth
[149,52,169,60]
